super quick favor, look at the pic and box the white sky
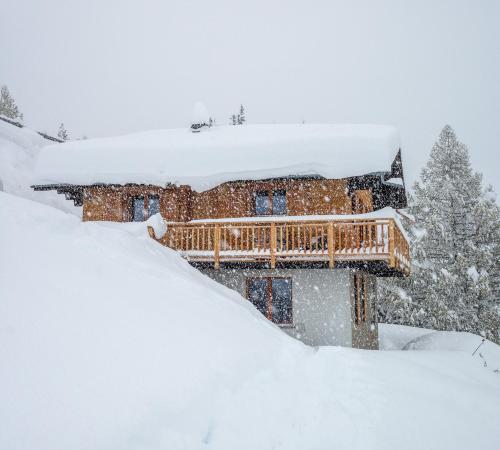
[1,0,499,191]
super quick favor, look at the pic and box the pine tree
[379,125,500,342]
[231,114,237,126]
[0,85,22,121]
[57,123,69,141]
[237,104,246,125]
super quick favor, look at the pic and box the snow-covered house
[32,124,409,348]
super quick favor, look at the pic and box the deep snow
[1,193,499,450]
[1,120,500,450]
[33,123,401,191]
[0,118,80,215]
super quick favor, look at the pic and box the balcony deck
[148,215,410,275]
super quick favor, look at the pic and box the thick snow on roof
[34,123,401,192]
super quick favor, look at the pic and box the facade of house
[32,124,409,349]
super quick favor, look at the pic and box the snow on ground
[379,323,435,350]
[380,323,500,371]
[2,121,500,449]
[33,123,401,191]
[0,118,80,215]
[1,192,500,450]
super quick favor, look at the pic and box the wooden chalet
[32,123,409,348]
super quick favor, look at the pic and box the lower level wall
[201,268,353,347]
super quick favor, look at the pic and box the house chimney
[190,101,210,133]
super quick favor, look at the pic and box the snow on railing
[148,218,410,273]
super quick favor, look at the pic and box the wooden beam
[355,274,361,324]
[363,275,368,321]
[328,222,334,269]
[388,220,395,267]
[270,222,277,269]
[214,225,221,269]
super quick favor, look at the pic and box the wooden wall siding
[83,187,126,221]
[82,179,363,222]
[83,185,189,222]
[190,179,352,219]
[352,190,373,214]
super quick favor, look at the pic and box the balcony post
[270,222,277,269]
[328,222,335,269]
[214,225,221,269]
[388,220,395,268]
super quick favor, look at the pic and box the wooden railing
[149,218,410,274]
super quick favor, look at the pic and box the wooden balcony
[148,216,410,275]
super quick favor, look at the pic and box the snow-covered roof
[33,123,401,192]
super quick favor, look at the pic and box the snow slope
[379,323,435,350]
[1,192,500,450]
[380,323,500,372]
[0,118,79,214]
[33,123,401,191]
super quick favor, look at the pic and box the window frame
[246,277,293,326]
[254,190,272,216]
[148,195,160,217]
[130,194,161,222]
[253,190,287,216]
[132,196,146,222]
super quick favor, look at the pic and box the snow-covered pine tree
[0,85,23,121]
[57,123,69,141]
[237,104,246,125]
[379,125,500,342]
[230,114,237,126]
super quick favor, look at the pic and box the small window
[149,196,160,216]
[132,197,145,222]
[254,190,287,216]
[248,278,268,316]
[247,277,292,325]
[272,190,287,215]
[354,273,368,323]
[255,191,271,215]
[271,278,292,323]
[131,195,161,222]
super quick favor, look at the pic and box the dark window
[132,197,145,222]
[354,273,368,323]
[271,278,292,324]
[254,190,287,216]
[149,196,160,216]
[247,278,268,316]
[131,195,161,222]
[255,191,271,215]
[272,190,287,215]
[247,277,293,325]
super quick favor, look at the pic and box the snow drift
[380,323,500,370]
[2,119,500,450]
[1,192,500,450]
[0,118,79,214]
[33,123,401,191]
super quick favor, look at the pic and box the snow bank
[379,323,435,350]
[0,118,44,194]
[403,330,500,370]
[2,192,500,450]
[0,118,80,214]
[187,206,401,223]
[33,123,401,192]
[380,324,500,371]
[146,212,167,238]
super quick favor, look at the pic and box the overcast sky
[2,0,499,191]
